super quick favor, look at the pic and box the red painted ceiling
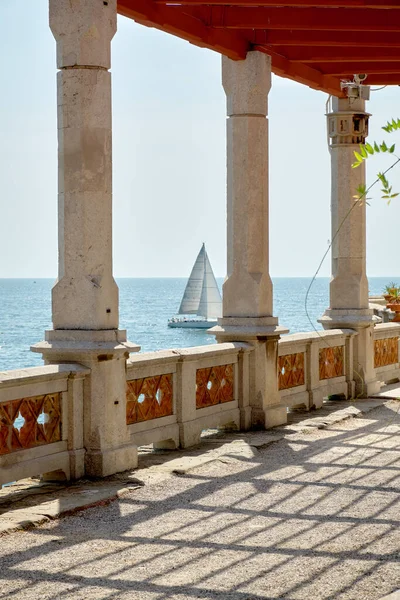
[117,1,400,95]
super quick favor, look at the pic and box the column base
[210,317,288,430]
[32,329,140,479]
[210,316,289,342]
[85,444,138,478]
[31,328,140,360]
[354,379,381,398]
[319,308,379,330]
[252,404,287,429]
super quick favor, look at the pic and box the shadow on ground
[0,401,399,600]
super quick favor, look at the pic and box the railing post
[345,333,356,398]
[176,358,199,448]
[238,346,252,429]
[308,339,321,409]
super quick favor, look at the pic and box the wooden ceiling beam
[250,30,400,47]
[254,47,343,95]
[155,0,400,6]
[318,62,400,75]
[117,1,400,90]
[117,0,249,59]
[270,46,400,62]
[364,75,400,85]
[180,6,400,31]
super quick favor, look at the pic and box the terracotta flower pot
[387,303,400,322]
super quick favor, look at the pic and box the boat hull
[168,320,217,329]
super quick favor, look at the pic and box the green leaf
[389,144,396,153]
[354,152,363,163]
[374,142,380,153]
[381,141,388,152]
[360,145,368,158]
[356,184,366,196]
[378,172,388,187]
[365,143,374,155]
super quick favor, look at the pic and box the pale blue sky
[1,0,400,279]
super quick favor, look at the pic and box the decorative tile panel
[319,346,344,380]
[278,353,305,390]
[374,337,399,368]
[196,364,234,409]
[126,374,173,424]
[0,393,62,456]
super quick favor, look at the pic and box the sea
[0,277,393,372]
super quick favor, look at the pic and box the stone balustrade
[2,327,397,487]
[126,343,250,449]
[0,364,88,487]
[373,323,400,384]
[278,329,357,410]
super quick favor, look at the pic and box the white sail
[178,244,206,315]
[197,250,222,319]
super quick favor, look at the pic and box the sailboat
[168,243,222,329]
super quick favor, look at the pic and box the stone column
[319,96,379,397]
[32,0,139,477]
[211,52,288,428]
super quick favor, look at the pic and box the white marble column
[32,0,139,477]
[211,52,287,428]
[319,96,379,396]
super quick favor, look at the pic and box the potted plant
[383,282,399,303]
[384,283,400,322]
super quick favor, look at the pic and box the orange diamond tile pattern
[374,337,399,368]
[126,374,173,425]
[196,364,234,409]
[278,353,305,390]
[319,346,344,380]
[0,393,62,456]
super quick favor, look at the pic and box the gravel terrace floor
[0,400,399,600]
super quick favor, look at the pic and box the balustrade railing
[373,323,400,384]
[0,364,88,487]
[3,324,398,487]
[126,343,247,449]
[278,329,356,410]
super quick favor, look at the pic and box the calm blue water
[0,277,394,372]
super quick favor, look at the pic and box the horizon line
[0,275,395,280]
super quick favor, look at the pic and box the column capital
[222,51,271,116]
[50,0,117,69]
[327,96,370,146]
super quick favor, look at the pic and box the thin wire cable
[304,157,400,395]
[305,155,400,329]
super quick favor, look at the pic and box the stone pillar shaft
[32,0,139,478]
[222,52,273,319]
[211,52,287,428]
[50,0,118,330]
[320,96,379,397]
[329,97,369,311]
